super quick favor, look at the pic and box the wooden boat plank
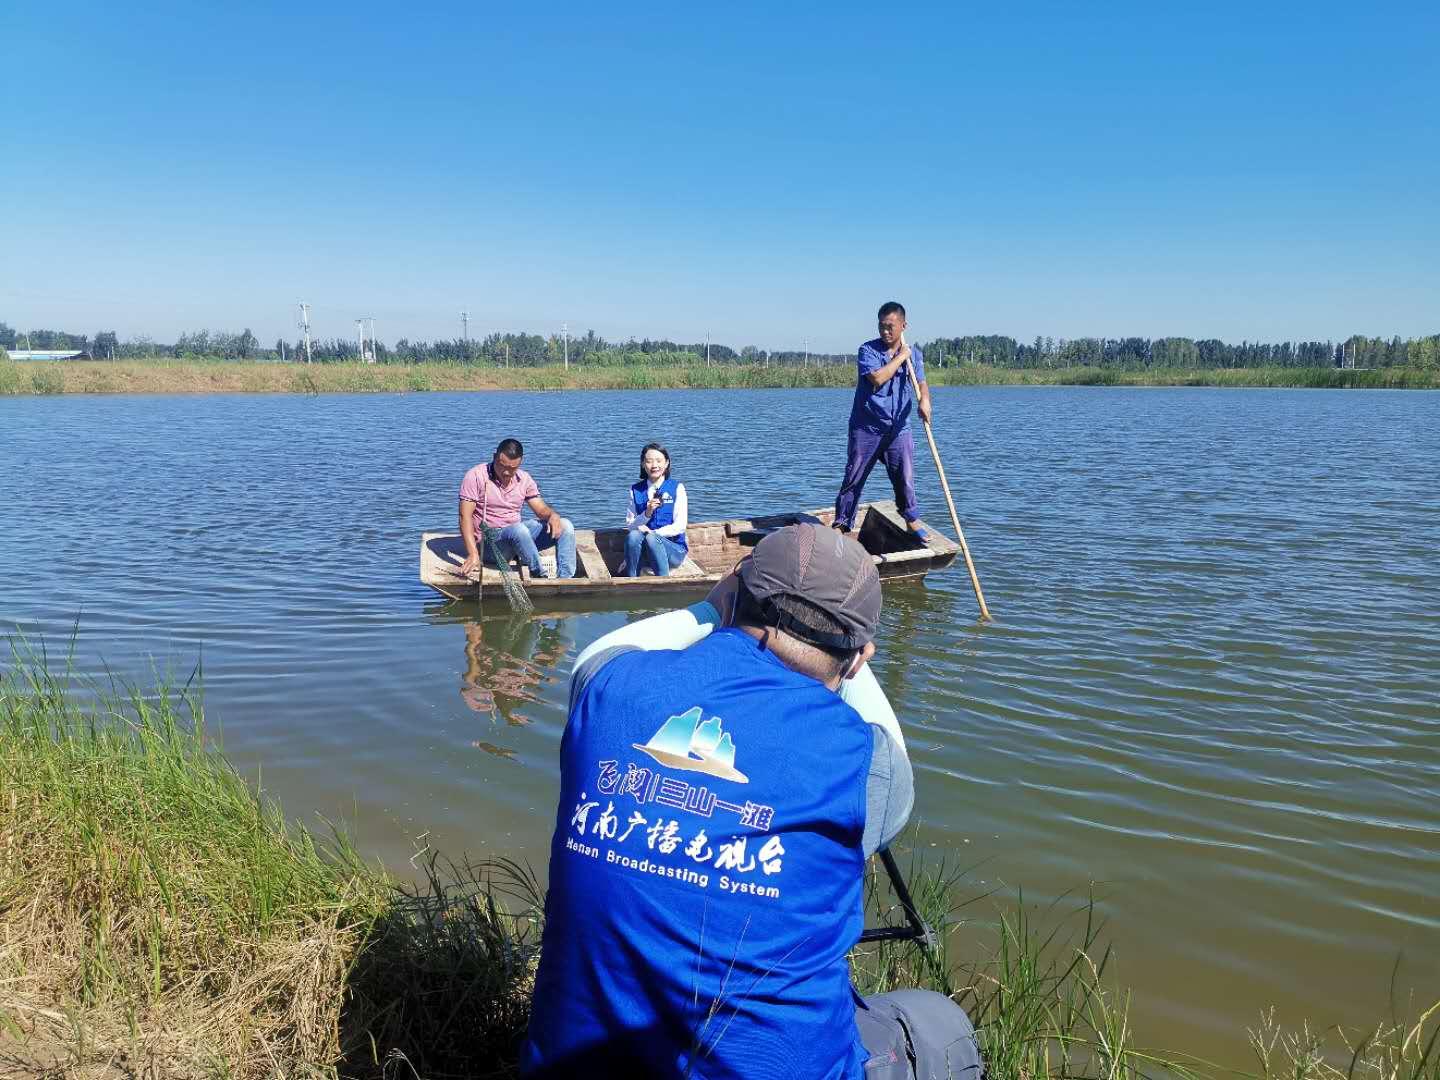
[574,535,613,581]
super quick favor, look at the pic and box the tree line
[3,320,1436,370]
[928,334,1439,369]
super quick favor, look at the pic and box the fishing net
[479,523,534,613]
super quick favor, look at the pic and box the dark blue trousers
[834,425,919,529]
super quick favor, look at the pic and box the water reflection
[875,579,963,698]
[459,613,574,736]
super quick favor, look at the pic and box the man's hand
[544,514,568,539]
[460,552,479,577]
[918,394,932,424]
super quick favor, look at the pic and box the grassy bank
[2,358,1437,395]
[2,657,1435,1078]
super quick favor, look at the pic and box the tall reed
[26,358,1438,394]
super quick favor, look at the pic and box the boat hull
[420,501,958,603]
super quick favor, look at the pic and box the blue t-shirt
[521,630,875,1079]
[848,338,926,433]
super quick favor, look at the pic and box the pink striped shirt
[459,463,539,530]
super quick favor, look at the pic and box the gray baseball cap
[737,523,882,650]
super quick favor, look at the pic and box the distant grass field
[3,652,1437,1077]
[1,358,1436,395]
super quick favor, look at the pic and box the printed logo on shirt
[564,709,786,900]
[634,706,747,783]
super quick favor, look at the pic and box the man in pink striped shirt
[459,438,576,578]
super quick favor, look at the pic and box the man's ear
[843,641,876,681]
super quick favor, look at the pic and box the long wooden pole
[905,358,993,621]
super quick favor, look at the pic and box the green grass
[0,645,385,1075]
[927,364,1440,389]
[27,364,66,394]
[9,358,1439,394]
[2,650,1435,1078]
[853,854,1200,1077]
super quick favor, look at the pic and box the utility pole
[561,321,569,370]
[355,319,365,362]
[367,317,377,362]
[460,310,469,342]
[803,337,809,367]
[298,302,312,364]
[705,332,711,367]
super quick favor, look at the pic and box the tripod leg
[879,848,937,953]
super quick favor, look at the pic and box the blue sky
[3,1,1436,351]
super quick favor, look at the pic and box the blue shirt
[848,338,926,434]
[521,629,876,1079]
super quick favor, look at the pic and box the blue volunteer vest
[632,477,688,552]
[521,630,873,1079]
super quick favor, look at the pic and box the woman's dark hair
[638,442,672,481]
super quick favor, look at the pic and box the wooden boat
[420,501,958,603]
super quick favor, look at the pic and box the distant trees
[174,329,259,359]
[922,332,1439,371]
[3,315,1438,371]
[92,331,119,359]
[3,328,89,351]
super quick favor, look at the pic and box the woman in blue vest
[624,442,689,577]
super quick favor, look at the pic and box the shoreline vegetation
[3,656,1436,1078]
[2,358,1439,396]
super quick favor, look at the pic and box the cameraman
[521,524,982,1079]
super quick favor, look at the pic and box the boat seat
[615,556,706,578]
[736,512,825,547]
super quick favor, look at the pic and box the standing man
[834,301,932,540]
[459,437,576,579]
[521,524,982,1079]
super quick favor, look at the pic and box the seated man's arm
[526,494,567,537]
[569,600,722,709]
[840,664,915,857]
[459,499,481,574]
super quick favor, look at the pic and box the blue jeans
[624,530,688,577]
[487,519,576,578]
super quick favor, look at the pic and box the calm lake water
[1,386,1436,1064]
